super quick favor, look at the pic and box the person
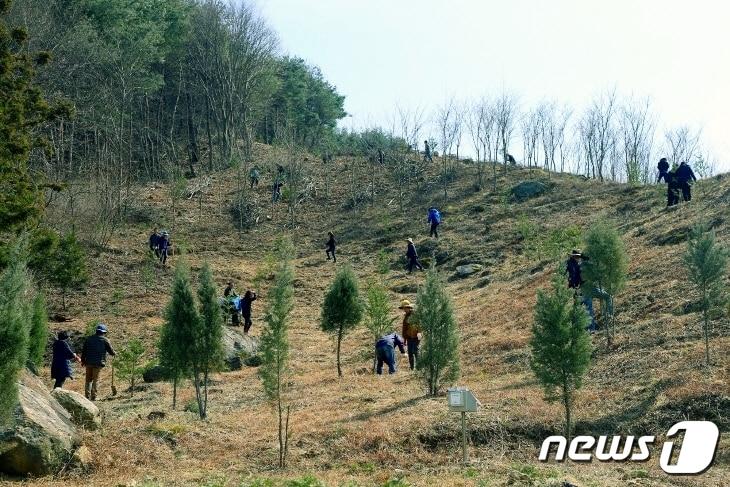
[666,166,681,207]
[423,140,433,163]
[325,232,337,262]
[374,332,407,375]
[427,207,441,238]
[505,153,516,165]
[406,238,424,273]
[159,231,170,265]
[81,324,116,400]
[249,166,260,189]
[565,250,596,333]
[675,161,697,202]
[224,281,236,297]
[272,181,284,203]
[51,331,80,389]
[657,157,670,183]
[240,290,258,334]
[399,300,422,371]
[148,228,161,257]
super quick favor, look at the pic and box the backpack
[429,208,441,224]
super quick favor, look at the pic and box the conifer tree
[530,273,592,439]
[415,268,460,395]
[0,245,31,424]
[159,265,198,409]
[364,280,396,371]
[115,339,145,397]
[581,220,628,346]
[684,224,728,366]
[50,232,89,310]
[193,263,224,419]
[259,238,295,468]
[321,266,363,377]
[27,291,48,373]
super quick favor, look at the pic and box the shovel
[110,358,118,396]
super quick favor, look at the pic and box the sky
[257,0,730,172]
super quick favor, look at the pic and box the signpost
[447,386,481,463]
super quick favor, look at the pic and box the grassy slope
[5,146,729,487]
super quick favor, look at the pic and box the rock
[147,411,166,421]
[509,180,550,202]
[0,370,79,475]
[71,445,93,471]
[142,365,169,383]
[51,388,101,430]
[222,326,260,370]
[455,264,483,277]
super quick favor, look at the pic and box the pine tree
[530,273,592,439]
[684,224,728,366]
[193,263,224,419]
[364,280,396,371]
[259,239,295,468]
[50,232,89,310]
[115,339,145,397]
[159,265,198,409]
[0,244,31,425]
[415,268,460,395]
[321,266,363,377]
[27,291,48,373]
[581,220,628,347]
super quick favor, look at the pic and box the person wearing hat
[405,238,424,273]
[374,332,407,375]
[565,250,596,333]
[81,323,116,400]
[51,331,81,389]
[399,299,422,370]
[224,280,236,298]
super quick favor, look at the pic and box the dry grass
[3,153,729,486]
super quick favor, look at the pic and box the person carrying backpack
[657,157,670,183]
[427,207,441,238]
[675,161,697,202]
[149,228,161,257]
[51,331,81,389]
[405,238,424,273]
[565,250,596,333]
[374,332,407,375]
[325,231,337,262]
[81,324,116,400]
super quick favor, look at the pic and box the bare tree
[665,126,701,168]
[520,107,541,171]
[578,91,617,181]
[435,98,459,197]
[619,97,655,184]
[494,92,519,177]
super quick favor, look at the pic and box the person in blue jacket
[427,207,441,238]
[159,231,170,265]
[675,161,697,202]
[374,332,407,375]
[51,331,80,389]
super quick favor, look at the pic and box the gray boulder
[0,370,79,475]
[222,326,260,370]
[455,264,483,277]
[509,180,550,202]
[51,388,101,430]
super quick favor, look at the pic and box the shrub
[115,339,145,396]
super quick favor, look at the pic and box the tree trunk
[563,382,572,441]
[186,92,198,177]
[703,308,710,366]
[172,375,177,410]
[336,325,343,377]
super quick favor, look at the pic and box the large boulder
[222,326,260,370]
[455,263,483,277]
[0,370,79,476]
[51,388,101,431]
[509,180,550,202]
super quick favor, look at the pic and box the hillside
[5,147,729,487]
